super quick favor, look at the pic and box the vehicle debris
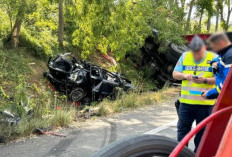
[35,128,67,137]
[43,53,134,103]
[0,110,20,126]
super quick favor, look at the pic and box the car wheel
[69,87,86,102]
[157,75,167,88]
[170,43,189,58]
[92,135,195,157]
[164,51,179,64]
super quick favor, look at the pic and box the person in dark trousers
[201,32,232,99]
[172,35,218,152]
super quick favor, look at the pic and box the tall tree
[206,15,211,33]
[218,0,226,29]
[218,0,232,31]
[198,10,204,32]
[225,0,232,31]
[215,1,220,31]
[205,0,214,33]
[180,0,186,9]
[195,0,207,32]
[9,0,27,47]
[58,0,64,47]
[185,0,195,34]
[1,0,18,31]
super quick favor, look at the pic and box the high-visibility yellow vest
[180,51,216,105]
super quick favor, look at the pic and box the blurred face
[210,41,224,53]
[192,46,206,62]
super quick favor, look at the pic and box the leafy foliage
[1,0,231,58]
[72,0,185,60]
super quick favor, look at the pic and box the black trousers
[177,103,213,152]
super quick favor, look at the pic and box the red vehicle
[184,32,232,44]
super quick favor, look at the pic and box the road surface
[0,93,194,157]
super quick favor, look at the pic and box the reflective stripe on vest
[180,51,216,105]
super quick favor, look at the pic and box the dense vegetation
[1,0,231,59]
[0,0,232,142]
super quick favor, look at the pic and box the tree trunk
[215,3,219,31]
[185,0,195,34]
[180,0,186,9]
[225,1,232,31]
[199,11,203,32]
[226,11,231,31]
[11,19,22,47]
[9,0,26,48]
[207,15,211,33]
[219,0,226,30]
[58,0,64,48]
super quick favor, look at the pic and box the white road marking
[143,119,196,135]
[143,118,178,135]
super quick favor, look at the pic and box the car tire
[169,43,189,58]
[164,51,179,64]
[69,87,86,102]
[92,135,195,157]
[157,75,167,84]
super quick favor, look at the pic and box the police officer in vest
[173,35,218,152]
[201,32,232,99]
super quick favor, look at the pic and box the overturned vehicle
[140,31,232,88]
[43,53,133,103]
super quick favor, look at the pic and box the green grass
[97,87,178,116]
[0,48,75,142]
[0,108,76,142]
[0,48,30,85]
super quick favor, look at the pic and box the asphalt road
[0,94,194,157]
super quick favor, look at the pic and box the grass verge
[0,48,76,143]
[97,87,179,116]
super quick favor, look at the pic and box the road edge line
[143,118,178,135]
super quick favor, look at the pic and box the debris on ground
[43,53,134,103]
[0,110,20,125]
[35,128,67,137]
[0,107,34,126]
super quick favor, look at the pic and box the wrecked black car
[43,53,133,103]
